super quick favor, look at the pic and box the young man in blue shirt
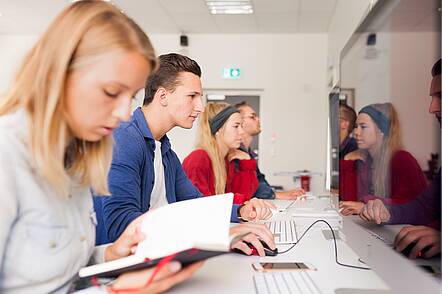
[95,53,276,256]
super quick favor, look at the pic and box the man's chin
[179,122,194,129]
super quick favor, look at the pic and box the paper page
[135,193,233,259]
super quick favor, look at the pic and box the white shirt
[0,110,106,293]
[149,140,168,210]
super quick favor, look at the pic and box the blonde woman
[183,102,266,207]
[0,1,202,293]
[339,103,427,215]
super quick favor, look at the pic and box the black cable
[278,219,371,270]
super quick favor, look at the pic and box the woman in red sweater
[183,102,259,204]
[339,103,427,215]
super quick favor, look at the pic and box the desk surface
[169,198,392,294]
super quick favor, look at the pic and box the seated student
[234,101,305,200]
[359,59,441,259]
[339,103,358,160]
[0,1,204,292]
[339,102,427,215]
[97,53,275,245]
[183,102,260,204]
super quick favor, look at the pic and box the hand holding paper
[79,193,234,279]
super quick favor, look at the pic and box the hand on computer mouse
[394,225,441,259]
[243,240,278,256]
[230,223,276,256]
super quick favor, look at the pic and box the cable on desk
[278,219,371,270]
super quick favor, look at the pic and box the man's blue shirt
[94,107,240,244]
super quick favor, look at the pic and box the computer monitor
[327,88,340,191]
[339,0,441,291]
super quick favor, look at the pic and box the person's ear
[156,87,168,106]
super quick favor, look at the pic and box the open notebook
[79,193,234,278]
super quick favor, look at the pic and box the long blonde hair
[0,0,157,196]
[196,102,231,194]
[366,103,402,197]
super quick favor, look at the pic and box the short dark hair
[340,103,357,133]
[234,101,250,112]
[143,53,201,105]
[431,59,441,77]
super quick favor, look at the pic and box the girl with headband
[183,102,271,209]
[339,103,427,215]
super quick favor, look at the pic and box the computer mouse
[399,242,430,258]
[234,240,278,256]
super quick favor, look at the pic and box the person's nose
[429,96,441,114]
[113,96,132,122]
[194,96,204,113]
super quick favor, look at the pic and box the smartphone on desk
[252,262,316,272]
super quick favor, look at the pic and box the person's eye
[104,89,119,98]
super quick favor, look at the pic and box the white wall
[0,33,329,193]
[341,32,391,111]
[390,32,440,168]
[327,0,374,85]
[0,35,38,93]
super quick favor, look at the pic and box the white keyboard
[264,220,298,244]
[253,272,322,294]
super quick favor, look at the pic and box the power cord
[278,219,371,270]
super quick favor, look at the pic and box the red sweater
[339,150,427,204]
[182,149,258,204]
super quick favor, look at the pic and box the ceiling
[0,0,439,35]
[0,0,338,34]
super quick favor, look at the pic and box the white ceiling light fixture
[205,1,254,15]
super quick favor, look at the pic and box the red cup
[300,175,311,192]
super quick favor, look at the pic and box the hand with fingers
[359,199,391,224]
[109,261,204,293]
[275,188,305,200]
[343,149,367,161]
[229,223,276,257]
[239,198,276,221]
[394,225,441,259]
[339,201,364,216]
[105,214,146,262]
[227,149,251,161]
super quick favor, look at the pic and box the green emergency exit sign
[223,68,241,79]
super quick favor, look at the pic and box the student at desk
[183,102,261,204]
[360,59,441,259]
[340,102,427,215]
[0,1,202,292]
[96,53,276,254]
[234,101,305,200]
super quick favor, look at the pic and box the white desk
[169,197,391,294]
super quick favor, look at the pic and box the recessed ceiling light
[205,1,254,15]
